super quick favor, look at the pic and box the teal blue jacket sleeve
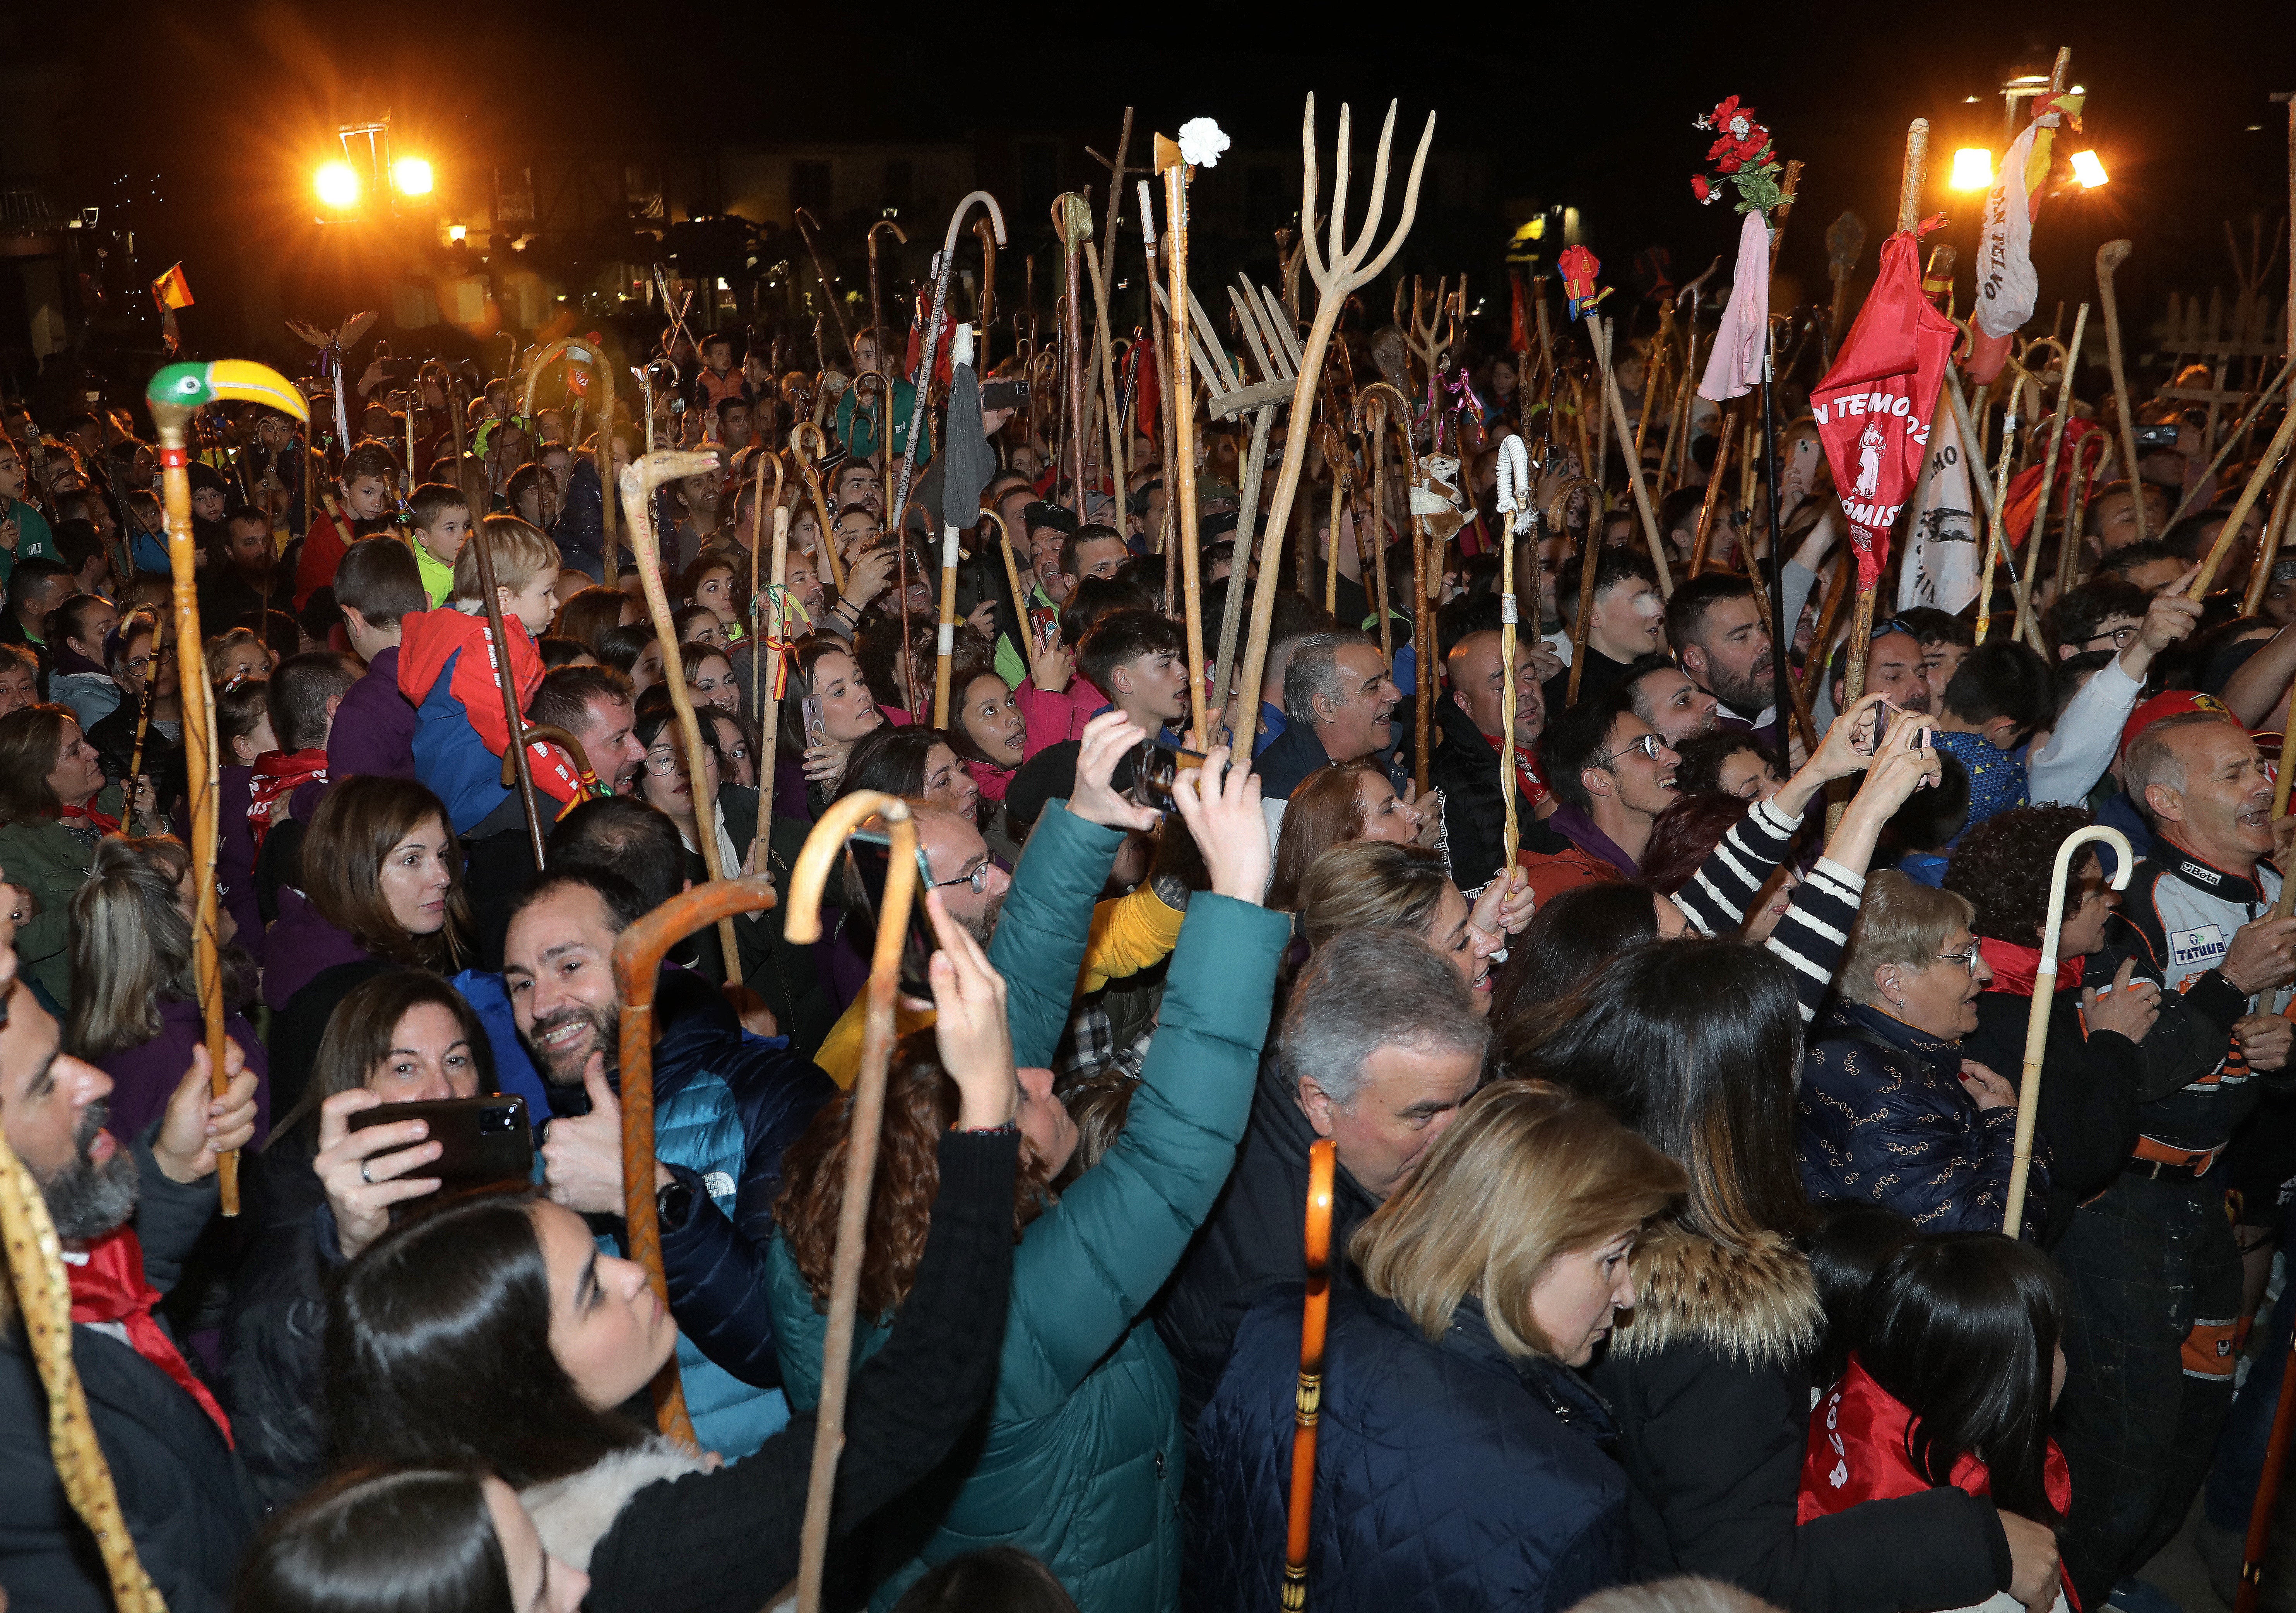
[986,804,1120,1069]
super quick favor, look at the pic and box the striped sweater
[1671,795,1861,1023]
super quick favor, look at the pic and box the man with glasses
[1521,686,1681,905]
[2046,580,2150,664]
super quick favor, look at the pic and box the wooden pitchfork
[1233,95,1435,768]
[149,359,311,1218]
[1281,1137,1337,1610]
[780,792,921,1613]
[622,449,748,985]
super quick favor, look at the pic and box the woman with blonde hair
[1192,1082,1685,1611]
[1265,759,1432,911]
[1296,839,1529,1013]
[68,833,266,1142]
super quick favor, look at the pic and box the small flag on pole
[151,263,193,310]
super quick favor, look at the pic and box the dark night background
[3,0,2293,388]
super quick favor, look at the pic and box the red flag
[1135,334,1160,447]
[1509,274,1531,355]
[1811,229,1958,590]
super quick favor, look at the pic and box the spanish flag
[151,263,193,310]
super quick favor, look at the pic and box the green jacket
[766,804,1288,1613]
[0,783,125,1011]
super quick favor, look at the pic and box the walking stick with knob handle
[610,872,785,1454]
[2003,825,2133,1235]
[149,360,310,1219]
[780,793,921,1613]
[1282,1137,1337,1610]
[622,449,748,985]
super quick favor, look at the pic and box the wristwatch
[656,1175,695,1228]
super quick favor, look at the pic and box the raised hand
[1069,710,1160,832]
[1168,744,1269,903]
[923,888,1018,1131]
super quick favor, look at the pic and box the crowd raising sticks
[13,65,2296,1613]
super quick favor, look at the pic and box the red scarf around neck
[1978,936,2086,999]
[247,749,330,852]
[1482,730,1551,811]
[68,1224,234,1445]
[59,801,119,835]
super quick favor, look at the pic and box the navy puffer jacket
[1191,1282,1629,1613]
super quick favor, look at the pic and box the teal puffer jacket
[767,802,1288,1613]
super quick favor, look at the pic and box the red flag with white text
[1811,227,1958,590]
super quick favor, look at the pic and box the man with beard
[1623,653,1723,749]
[501,861,836,1460]
[0,957,262,1610]
[1253,631,1403,812]
[1666,574,1784,751]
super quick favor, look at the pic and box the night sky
[16,0,2296,355]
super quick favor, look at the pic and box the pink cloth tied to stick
[1699,208,1771,402]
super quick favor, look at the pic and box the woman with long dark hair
[774,633,886,821]
[945,665,1028,807]
[835,724,982,826]
[1265,759,1433,911]
[225,968,493,1508]
[316,900,1023,1611]
[1511,936,2060,1613]
[0,701,149,1010]
[1798,1234,2075,1613]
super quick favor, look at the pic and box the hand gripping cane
[780,794,920,1613]
[2003,825,2134,1235]
[149,360,310,1218]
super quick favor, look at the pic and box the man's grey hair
[1282,928,1491,1107]
[2122,710,2235,831]
[1283,630,1369,728]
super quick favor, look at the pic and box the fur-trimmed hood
[519,1437,711,1571]
[1608,1218,1821,1371]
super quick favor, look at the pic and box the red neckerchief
[1481,730,1551,810]
[68,1223,234,1445]
[59,801,120,835]
[247,749,329,852]
[1978,936,2086,998]
[1801,1358,2073,1604]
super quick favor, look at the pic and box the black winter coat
[1155,1051,1383,1461]
[1427,687,1514,893]
[0,1130,259,1611]
[217,1147,331,1510]
[1961,983,2143,1248]
[1193,1283,1628,1612]
[1589,1220,2009,1613]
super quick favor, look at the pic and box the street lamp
[392,157,434,197]
[1950,149,1994,190]
[2070,150,2109,188]
[314,161,361,210]
[313,114,432,222]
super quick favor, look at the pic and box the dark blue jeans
[2205,1196,2296,1533]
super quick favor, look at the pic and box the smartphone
[844,829,939,996]
[802,694,827,749]
[1130,738,1208,812]
[1027,605,1058,651]
[980,378,1030,411]
[348,1095,533,1187]
[2133,422,2182,449]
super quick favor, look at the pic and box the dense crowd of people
[4,166,2296,1613]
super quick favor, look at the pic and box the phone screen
[845,830,939,997]
[802,694,827,749]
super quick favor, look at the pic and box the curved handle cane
[1282,1138,1337,1609]
[502,723,596,796]
[2006,825,2135,1235]
[610,874,781,1452]
[779,794,919,1613]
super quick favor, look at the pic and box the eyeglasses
[933,862,994,895]
[1870,616,1918,640]
[1933,948,1981,975]
[2082,624,2141,650]
[1597,732,1667,768]
[644,747,714,776]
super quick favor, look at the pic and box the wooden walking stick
[867,219,908,341]
[781,793,920,1613]
[1281,1137,1337,1610]
[1689,400,1743,579]
[1493,437,1535,867]
[1054,193,1094,511]
[793,208,854,366]
[1556,476,1607,705]
[623,448,747,985]
[1361,386,1399,662]
[2166,351,2296,532]
[891,193,1007,538]
[933,328,1001,727]
[788,424,845,595]
[1235,95,1435,763]
[612,875,784,1455]
[2012,302,2091,645]
[149,361,308,1219]
[466,518,551,868]
[0,1119,168,1611]
[1596,320,1672,595]
[2189,404,2296,599]
[1155,128,1225,748]
[121,608,165,839]
[1799,551,1853,708]
[2245,460,2296,619]
[2004,826,2133,1235]
[2097,240,2146,545]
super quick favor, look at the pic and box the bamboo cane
[1597,327,1672,596]
[1364,391,1395,662]
[1156,139,1211,749]
[2012,302,2091,644]
[148,361,307,1217]
[622,449,746,984]
[0,1120,168,1610]
[1212,405,1277,730]
[2097,241,2145,546]
[2004,826,2133,1234]
[1084,243,1126,512]
[1974,405,2022,645]
[2245,460,2296,619]
[1234,96,1435,765]
[1281,1137,1337,1610]
[781,793,919,1613]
